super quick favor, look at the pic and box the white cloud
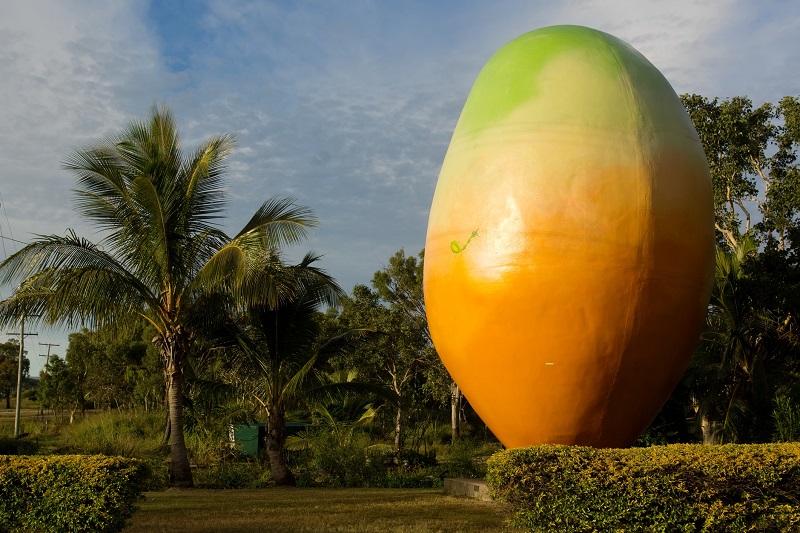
[0,1,169,239]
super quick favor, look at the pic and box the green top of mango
[454,25,695,141]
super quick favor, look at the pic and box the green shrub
[287,427,504,488]
[309,431,387,487]
[385,469,441,488]
[394,449,437,468]
[0,454,150,533]
[0,436,39,455]
[382,449,443,488]
[773,395,800,442]
[59,411,165,459]
[487,443,800,532]
[432,438,499,480]
[425,461,483,482]
[193,460,265,489]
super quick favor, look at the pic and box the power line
[0,192,20,258]
[0,235,26,245]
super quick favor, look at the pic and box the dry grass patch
[124,487,517,532]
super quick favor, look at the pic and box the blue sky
[1,0,799,373]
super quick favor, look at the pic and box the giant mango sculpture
[424,25,714,448]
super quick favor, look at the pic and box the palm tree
[0,105,320,487]
[687,237,779,443]
[232,267,388,486]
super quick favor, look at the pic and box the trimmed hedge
[0,455,150,533]
[486,443,800,532]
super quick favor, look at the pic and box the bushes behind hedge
[0,455,150,533]
[0,436,39,455]
[486,443,800,532]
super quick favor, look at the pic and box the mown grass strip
[124,487,516,532]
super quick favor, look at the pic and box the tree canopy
[0,340,27,410]
[681,94,800,250]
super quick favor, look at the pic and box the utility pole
[7,316,37,437]
[39,342,60,375]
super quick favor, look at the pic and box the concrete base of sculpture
[443,478,491,501]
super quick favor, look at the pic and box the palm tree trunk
[266,407,295,486]
[162,373,171,445]
[157,326,194,488]
[162,406,171,445]
[167,366,193,487]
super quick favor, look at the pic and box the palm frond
[190,241,253,294]
[182,134,235,226]
[233,196,317,248]
[65,142,143,237]
[315,327,384,366]
[129,175,171,279]
[719,383,750,443]
[0,241,159,331]
[284,432,313,451]
[280,351,321,405]
[304,380,398,408]
[289,252,343,308]
[189,202,328,309]
[0,231,152,296]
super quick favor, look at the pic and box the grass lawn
[124,487,517,532]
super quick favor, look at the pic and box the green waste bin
[232,423,265,456]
